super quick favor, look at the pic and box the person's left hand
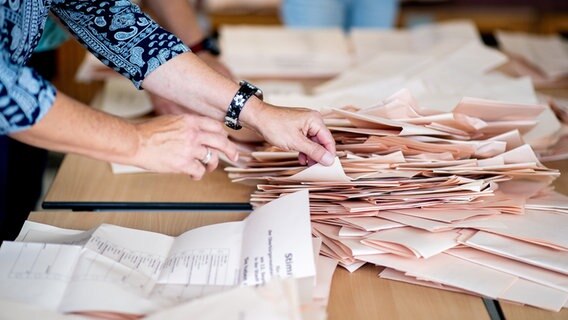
[244,104,336,166]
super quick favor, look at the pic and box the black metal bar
[42,201,252,211]
[482,298,505,320]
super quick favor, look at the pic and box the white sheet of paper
[100,78,153,118]
[110,163,147,174]
[220,26,351,77]
[350,20,481,62]
[0,299,85,320]
[240,190,315,286]
[16,221,92,245]
[146,278,302,320]
[2,191,314,315]
[0,242,81,310]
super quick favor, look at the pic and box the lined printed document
[0,191,315,315]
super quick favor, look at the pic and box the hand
[196,51,234,80]
[247,104,336,166]
[132,114,238,179]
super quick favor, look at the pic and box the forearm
[10,92,139,165]
[142,52,265,131]
[142,0,204,45]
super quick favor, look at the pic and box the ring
[200,148,212,165]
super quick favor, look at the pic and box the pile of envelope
[219,26,352,78]
[496,30,568,89]
[226,89,568,311]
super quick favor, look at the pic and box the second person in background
[281,0,399,31]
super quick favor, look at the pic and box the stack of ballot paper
[100,78,153,119]
[261,21,564,156]
[349,20,482,63]
[219,26,352,78]
[0,191,332,319]
[225,89,568,311]
[496,30,568,89]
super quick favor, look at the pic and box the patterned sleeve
[50,0,189,89]
[0,57,56,134]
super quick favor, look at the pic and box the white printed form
[16,221,93,246]
[0,242,81,310]
[84,224,174,281]
[241,190,315,286]
[59,224,173,314]
[158,221,245,286]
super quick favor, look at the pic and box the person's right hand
[241,102,336,166]
[132,114,238,179]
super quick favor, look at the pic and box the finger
[195,145,209,162]
[185,160,206,180]
[204,150,219,172]
[294,135,335,166]
[194,146,218,172]
[298,152,307,165]
[198,132,239,162]
[307,158,317,166]
[306,136,320,167]
[197,117,227,135]
[308,121,336,155]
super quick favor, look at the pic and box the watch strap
[189,36,220,56]
[225,81,263,130]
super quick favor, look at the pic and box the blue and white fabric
[0,0,189,135]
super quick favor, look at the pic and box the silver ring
[200,148,212,165]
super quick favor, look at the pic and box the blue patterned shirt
[0,0,189,134]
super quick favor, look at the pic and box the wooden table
[545,160,568,194]
[40,156,568,319]
[42,154,255,210]
[27,211,490,320]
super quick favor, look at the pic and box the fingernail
[321,152,335,166]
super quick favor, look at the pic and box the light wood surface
[328,265,489,320]
[545,160,568,195]
[27,211,490,320]
[43,154,255,206]
[27,211,249,236]
[500,303,568,320]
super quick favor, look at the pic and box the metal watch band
[224,81,263,130]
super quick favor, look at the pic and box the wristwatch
[224,80,264,130]
[189,35,221,56]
